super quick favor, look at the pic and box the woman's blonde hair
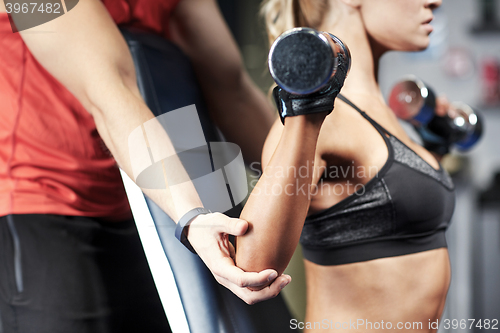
[260,0,329,46]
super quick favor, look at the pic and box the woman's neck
[319,6,387,105]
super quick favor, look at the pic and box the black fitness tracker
[174,207,211,253]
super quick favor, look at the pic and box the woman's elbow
[235,234,295,276]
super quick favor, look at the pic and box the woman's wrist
[284,113,326,129]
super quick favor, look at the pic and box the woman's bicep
[237,116,324,275]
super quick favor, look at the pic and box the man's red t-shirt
[0,0,181,221]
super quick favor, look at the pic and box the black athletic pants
[0,214,171,333]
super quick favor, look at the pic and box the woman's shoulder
[261,98,393,171]
[316,101,368,155]
[316,99,390,172]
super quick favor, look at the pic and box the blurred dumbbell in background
[389,76,483,154]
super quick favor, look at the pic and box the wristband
[175,207,211,254]
[273,55,348,124]
[273,83,337,124]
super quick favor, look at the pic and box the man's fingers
[211,258,278,288]
[217,274,292,305]
[215,216,248,236]
[269,274,292,293]
[244,269,278,287]
[185,212,290,304]
[190,214,248,236]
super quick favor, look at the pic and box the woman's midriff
[303,248,451,333]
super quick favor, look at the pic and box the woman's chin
[400,39,431,52]
[415,44,430,52]
[415,35,431,51]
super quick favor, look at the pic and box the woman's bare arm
[236,114,326,276]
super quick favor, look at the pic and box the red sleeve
[102,0,182,39]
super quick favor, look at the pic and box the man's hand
[186,213,292,305]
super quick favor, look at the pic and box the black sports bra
[299,95,456,266]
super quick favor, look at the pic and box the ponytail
[260,0,329,46]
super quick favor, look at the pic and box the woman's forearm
[236,115,324,275]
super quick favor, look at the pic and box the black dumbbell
[269,27,351,95]
[388,76,483,151]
